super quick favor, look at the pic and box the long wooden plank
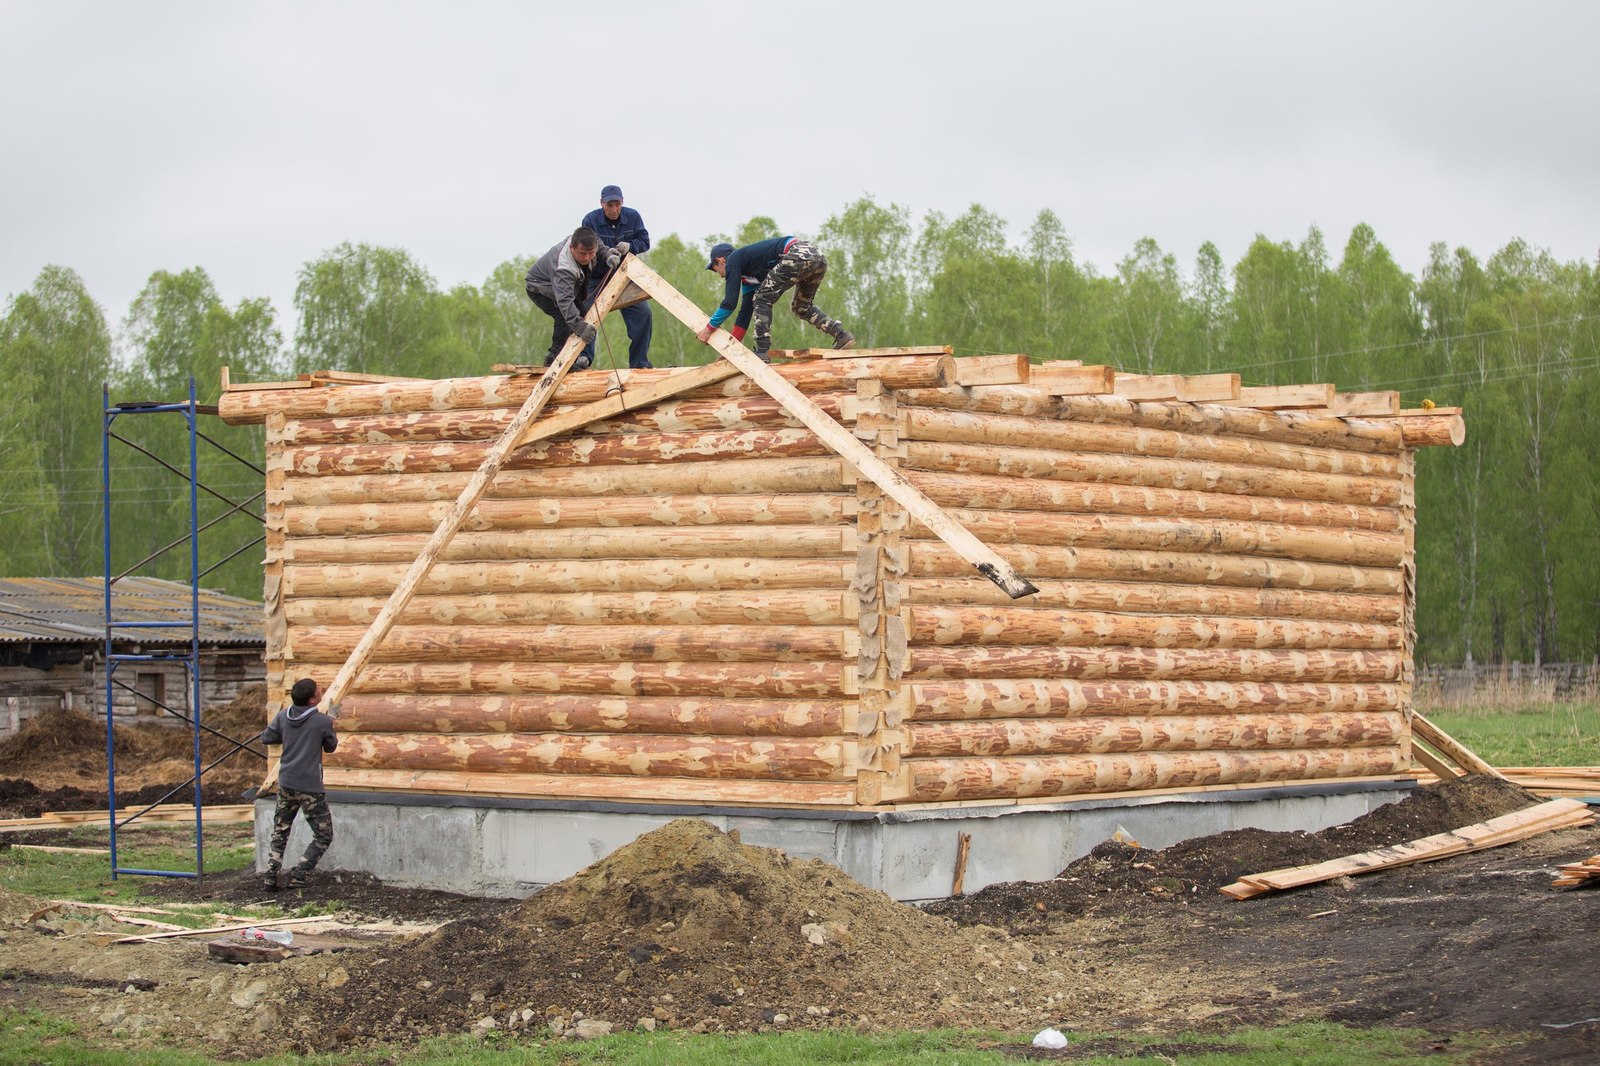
[0,804,254,833]
[622,255,1038,600]
[261,258,639,793]
[1412,711,1506,779]
[113,915,327,944]
[513,360,741,447]
[1236,384,1336,409]
[772,345,952,362]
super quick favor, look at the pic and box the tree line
[2,198,1596,667]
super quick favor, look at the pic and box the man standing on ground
[581,184,653,369]
[260,678,338,890]
[695,235,854,361]
[525,227,617,368]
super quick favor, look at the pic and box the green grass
[0,1012,1511,1065]
[1427,700,1598,766]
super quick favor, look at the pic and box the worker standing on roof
[580,185,654,369]
[525,228,619,369]
[695,236,855,362]
[260,678,338,891]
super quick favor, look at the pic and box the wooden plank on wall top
[1236,384,1337,409]
[1114,372,1240,402]
[954,355,1030,387]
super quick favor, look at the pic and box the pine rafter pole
[622,255,1038,600]
[260,258,637,792]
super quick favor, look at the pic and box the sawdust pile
[293,819,1080,1046]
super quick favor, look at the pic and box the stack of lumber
[1552,854,1600,889]
[218,269,1466,809]
[1409,764,1600,799]
[1221,797,1595,899]
[0,804,254,834]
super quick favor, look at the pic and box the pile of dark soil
[0,778,243,820]
[927,775,1540,932]
[293,819,1068,1046]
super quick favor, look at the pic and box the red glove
[730,326,746,342]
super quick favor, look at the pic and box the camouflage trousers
[267,788,334,874]
[750,240,847,352]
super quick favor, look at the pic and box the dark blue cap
[707,242,734,270]
[600,184,623,203]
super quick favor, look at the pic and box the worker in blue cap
[579,185,654,368]
[696,235,854,361]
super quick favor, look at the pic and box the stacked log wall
[249,363,968,807]
[883,385,1414,803]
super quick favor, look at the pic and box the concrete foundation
[254,779,1414,901]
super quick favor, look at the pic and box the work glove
[614,241,630,256]
[604,248,622,269]
[576,322,598,345]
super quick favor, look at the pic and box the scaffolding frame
[101,377,266,880]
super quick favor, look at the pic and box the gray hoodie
[525,238,606,333]
[261,703,338,793]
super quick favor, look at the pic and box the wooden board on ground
[0,804,255,834]
[207,931,361,964]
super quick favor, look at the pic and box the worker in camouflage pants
[698,236,854,360]
[260,678,339,890]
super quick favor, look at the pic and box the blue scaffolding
[101,377,266,880]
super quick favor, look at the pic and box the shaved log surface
[1055,394,1402,454]
[903,712,1405,757]
[321,767,859,806]
[282,494,852,536]
[905,577,1403,626]
[909,543,1403,594]
[895,386,1057,418]
[220,357,958,425]
[286,623,850,663]
[338,661,850,698]
[334,694,851,737]
[280,527,855,564]
[922,509,1406,568]
[904,441,1402,506]
[328,731,850,780]
[909,605,1400,650]
[278,427,831,476]
[282,558,852,597]
[906,469,1401,533]
[279,458,847,505]
[900,407,1400,478]
[908,679,1402,721]
[909,645,1402,682]
[904,746,1409,801]
[286,589,852,627]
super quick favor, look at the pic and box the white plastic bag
[1032,1027,1068,1049]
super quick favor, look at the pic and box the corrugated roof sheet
[0,577,263,646]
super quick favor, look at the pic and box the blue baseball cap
[600,184,623,203]
[707,242,734,270]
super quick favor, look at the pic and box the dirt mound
[293,819,1070,1046]
[927,775,1541,932]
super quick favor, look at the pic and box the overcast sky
[3,1,1596,337]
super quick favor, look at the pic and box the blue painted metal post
[187,377,205,877]
[102,383,120,878]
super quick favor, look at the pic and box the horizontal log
[1350,412,1466,448]
[282,494,852,536]
[906,469,1400,533]
[286,590,852,627]
[899,406,1399,478]
[904,746,1409,801]
[908,605,1400,650]
[278,458,848,506]
[276,427,831,476]
[286,624,851,663]
[909,645,1402,682]
[279,527,856,564]
[903,711,1405,757]
[336,661,850,698]
[328,731,851,780]
[220,356,958,425]
[908,679,1402,720]
[924,509,1405,568]
[903,441,1402,506]
[904,578,1404,626]
[334,694,850,736]
[320,767,859,806]
[282,558,850,598]
[893,388,1402,453]
[275,393,849,445]
[909,543,1403,594]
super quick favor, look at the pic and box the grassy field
[1426,700,1598,766]
[0,1011,1502,1065]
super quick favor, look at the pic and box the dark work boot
[262,866,281,892]
[288,867,310,889]
[831,328,856,351]
[752,348,771,364]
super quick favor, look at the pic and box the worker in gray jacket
[525,227,617,368]
[260,678,339,890]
